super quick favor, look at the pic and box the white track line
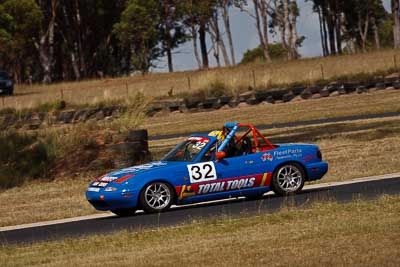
[1,172,399,232]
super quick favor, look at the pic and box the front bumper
[306,161,329,181]
[86,190,139,211]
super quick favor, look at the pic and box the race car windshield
[162,137,211,162]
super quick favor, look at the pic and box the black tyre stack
[106,129,151,168]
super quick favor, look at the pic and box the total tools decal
[175,173,272,200]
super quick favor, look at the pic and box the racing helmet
[208,130,225,141]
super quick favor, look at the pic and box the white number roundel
[187,162,217,183]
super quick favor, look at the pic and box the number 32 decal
[187,162,217,183]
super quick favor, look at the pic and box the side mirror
[216,151,226,161]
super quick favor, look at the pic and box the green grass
[1,195,399,267]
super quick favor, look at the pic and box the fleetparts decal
[175,172,272,199]
[273,148,303,160]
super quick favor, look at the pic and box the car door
[214,152,270,192]
[185,152,266,197]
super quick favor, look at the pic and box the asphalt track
[149,111,400,140]
[1,174,399,245]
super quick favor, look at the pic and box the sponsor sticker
[100,176,118,182]
[98,182,108,187]
[87,187,100,192]
[273,149,303,160]
[187,162,217,183]
[198,177,256,194]
[177,173,272,199]
[261,153,273,162]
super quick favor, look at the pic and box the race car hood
[99,161,186,182]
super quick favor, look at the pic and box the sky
[154,0,391,72]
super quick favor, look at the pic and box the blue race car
[86,122,328,216]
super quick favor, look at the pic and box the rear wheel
[140,182,174,213]
[111,208,136,217]
[271,163,305,196]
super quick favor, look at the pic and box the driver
[208,130,225,144]
[208,130,237,158]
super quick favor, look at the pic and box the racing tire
[140,182,175,213]
[125,129,148,142]
[111,208,137,217]
[271,163,305,196]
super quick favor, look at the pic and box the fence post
[60,89,64,100]
[394,55,398,71]
[252,70,256,89]
[320,64,325,80]
[1,96,4,108]
[126,82,129,97]
[187,76,191,91]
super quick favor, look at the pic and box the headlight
[105,187,118,192]
[6,81,12,87]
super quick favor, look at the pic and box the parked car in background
[0,71,13,96]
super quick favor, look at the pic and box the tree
[310,0,388,55]
[238,0,272,62]
[240,43,289,64]
[34,0,57,84]
[268,0,301,60]
[208,5,231,66]
[0,0,43,82]
[392,0,400,48]
[113,0,162,73]
[159,0,188,72]
[219,0,239,65]
[183,0,219,69]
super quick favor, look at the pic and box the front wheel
[140,182,174,213]
[271,163,305,196]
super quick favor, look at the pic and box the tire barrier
[292,86,306,96]
[105,129,151,169]
[198,97,219,109]
[254,91,271,102]
[393,81,400,89]
[300,89,313,100]
[219,96,232,106]
[320,87,330,97]
[283,91,295,102]
[238,91,254,103]
[144,74,400,117]
[3,75,400,130]
[270,88,290,101]
[376,82,386,90]
[326,83,340,93]
[309,86,322,94]
[356,85,368,94]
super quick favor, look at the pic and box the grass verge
[1,195,399,267]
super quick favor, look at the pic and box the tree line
[0,0,399,84]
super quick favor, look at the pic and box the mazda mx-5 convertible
[86,122,328,216]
